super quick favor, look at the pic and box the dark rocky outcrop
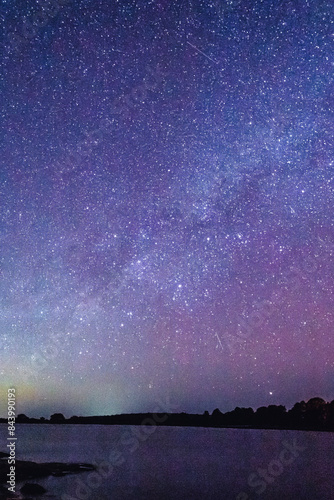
[20,482,47,495]
[0,456,95,486]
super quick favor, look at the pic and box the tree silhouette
[50,413,66,423]
[255,405,286,427]
[17,414,29,423]
[211,408,224,426]
[304,398,327,428]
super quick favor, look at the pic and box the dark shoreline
[1,397,334,432]
[0,452,95,496]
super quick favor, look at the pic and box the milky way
[0,0,333,417]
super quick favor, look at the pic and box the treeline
[210,397,334,431]
[2,397,334,431]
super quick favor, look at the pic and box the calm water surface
[1,424,333,499]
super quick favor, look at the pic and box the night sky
[0,0,333,418]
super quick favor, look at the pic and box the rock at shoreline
[20,483,47,495]
[0,454,95,486]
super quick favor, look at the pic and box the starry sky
[0,0,333,418]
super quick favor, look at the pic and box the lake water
[1,424,333,499]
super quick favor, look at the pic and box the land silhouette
[0,451,95,499]
[3,397,334,432]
